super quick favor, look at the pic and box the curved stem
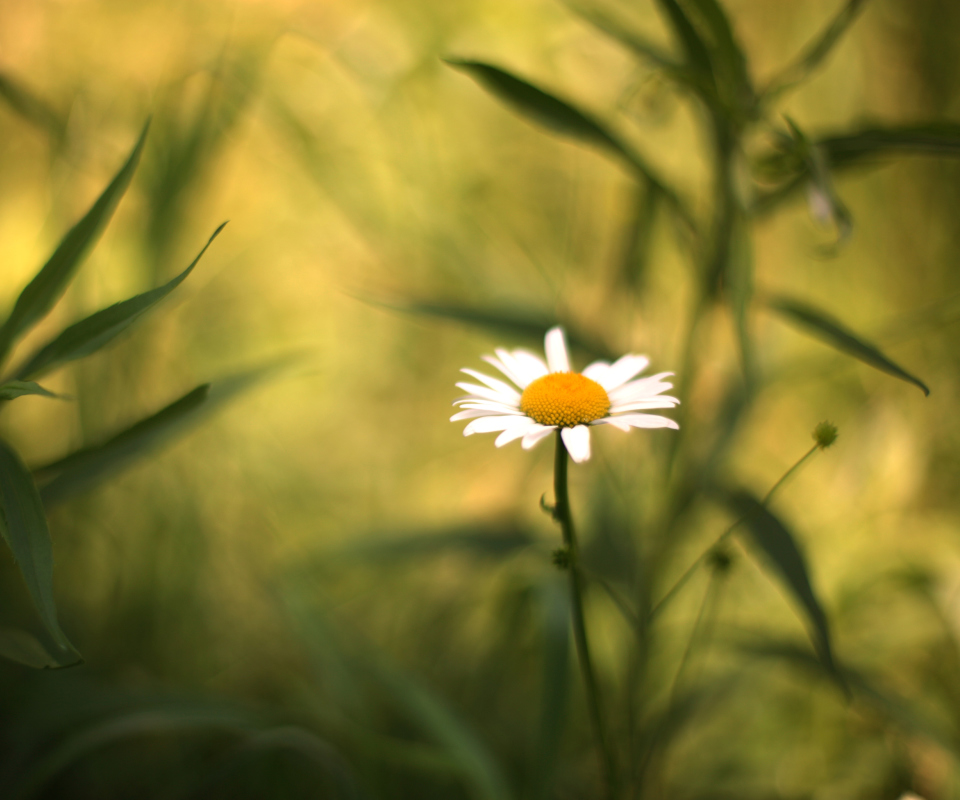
[554,433,619,799]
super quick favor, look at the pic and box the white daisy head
[451,326,679,464]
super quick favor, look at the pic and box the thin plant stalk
[649,442,822,622]
[554,433,619,799]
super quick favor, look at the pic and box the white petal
[521,424,556,449]
[482,354,525,389]
[609,397,680,413]
[495,419,539,447]
[510,350,549,385]
[460,369,521,402]
[607,372,675,404]
[581,360,610,383]
[596,354,650,391]
[596,413,679,432]
[544,327,570,373]
[451,407,524,421]
[455,382,519,405]
[464,415,533,436]
[454,401,524,414]
[561,425,592,463]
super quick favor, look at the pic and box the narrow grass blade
[725,489,838,680]
[444,59,633,159]
[36,361,289,507]
[17,223,227,380]
[768,295,930,395]
[35,384,210,507]
[0,381,61,401]
[0,71,65,138]
[0,121,149,364]
[0,438,79,662]
[763,0,869,104]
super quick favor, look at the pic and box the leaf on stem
[36,361,290,507]
[443,59,633,161]
[0,438,80,665]
[0,381,62,401]
[768,295,930,395]
[17,223,227,380]
[762,0,870,104]
[0,627,79,669]
[0,121,149,365]
[724,489,839,681]
[0,70,65,138]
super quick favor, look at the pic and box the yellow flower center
[520,372,610,427]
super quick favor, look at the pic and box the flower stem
[554,433,619,799]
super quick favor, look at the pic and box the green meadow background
[0,0,959,797]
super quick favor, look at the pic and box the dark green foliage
[0,122,149,365]
[768,295,930,395]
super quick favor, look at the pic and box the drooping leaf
[0,121,149,364]
[0,438,79,663]
[443,59,633,160]
[768,295,930,395]
[782,116,853,252]
[442,58,695,228]
[36,361,290,507]
[0,626,77,669]
[17,222,227,380]
[724,489,838,680]
[35,385,210,507]
[0,381,62,401]
[754,123,960,215]
[763,0,870,104]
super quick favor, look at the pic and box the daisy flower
[452,326,679,463]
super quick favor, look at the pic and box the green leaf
[724,489,839,680]
[444,58,697,232]
[763,0,869,104]
[754,123,960,215]
[444,58,634,159]
[686,0,754,108]
[0,381,62,401]
[0,121,149,365]
[35,384,210,507]
[768,295,930,395]
[652,0,715,85]
[0,438,79,662]
[0,71,65,138]
[36,360,289,507]
[17,222,227,380]
[0,626,79,669]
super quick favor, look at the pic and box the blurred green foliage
[0,0,958,798]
